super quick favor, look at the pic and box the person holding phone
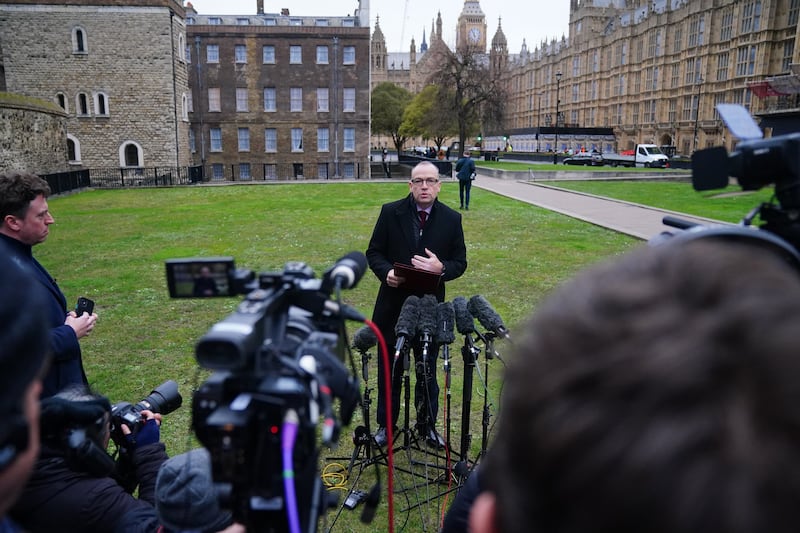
[0,171,98,398]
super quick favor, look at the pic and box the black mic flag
[468,295,511,341]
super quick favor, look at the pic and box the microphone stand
[479,333,496,462]
[456,333,481,476]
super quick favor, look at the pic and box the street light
[693,75,703,154]
[536,92,543,152]
[553,71,562,165]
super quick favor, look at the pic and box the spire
[420,27,428,52]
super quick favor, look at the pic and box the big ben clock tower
[457,0,487,51]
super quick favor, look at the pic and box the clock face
[468,27,481,43]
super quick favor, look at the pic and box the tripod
[455,333,481,476]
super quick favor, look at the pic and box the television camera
[166,252,368,532]
[657,104,800,265]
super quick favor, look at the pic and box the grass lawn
[38,181,638,532]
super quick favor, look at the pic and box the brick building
[184,0,371,180]
[0,0,191,170]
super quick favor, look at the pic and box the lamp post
[536,92,543,152]
[553,71,562,164]
[693,75,703,154]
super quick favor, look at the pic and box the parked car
[562,152,603,166]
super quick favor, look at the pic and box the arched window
[119,141,143,167]
[94,92,109,116]
[66,135,81,164]
[76,93,90,116]
[178,33,186,62]
[181,93,189,121]
[72,27,88,54]
[56,92,68,113]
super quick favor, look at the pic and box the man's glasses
[411,178,440,185]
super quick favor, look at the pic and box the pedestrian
[381,148,392,178]
[454,151,476,210]
[366,161,467,449]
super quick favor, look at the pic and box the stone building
[0,93,67,174]
[0,0,191,171]
[505,0,800,154]
[184,0,371,179]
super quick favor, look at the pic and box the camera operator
[9,385,168,533]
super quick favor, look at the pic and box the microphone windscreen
[328,251,368,289]
[453,296,475,334]
[468,295,504,332]
[394,295,419,337]
[416,295,438,336]
[435,302,455,344]
[352,325,377,352]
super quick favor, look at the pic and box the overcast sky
[185,0,570,54]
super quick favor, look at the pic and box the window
[264,164,277,180]
[783,41,795,72]
[290,88,303,112]
[289,18,302,26]
[343,46,355,64]
[644,100,656,123]
[210,128,222,151]
[668,99,677,123]
[181,93,188,120]
[72,27,87,53]
[66,134,81,164]
[236,18,250,25]
[238,128,250,151]
[207,45,219,63]
[790,0,800,26]
[265,128,277,152]
[56,92,68,112]
[315,19,329,26]
[178,34,186,62]
[94,92,109,116]
[121,142,142,167]
[187,90,193,113]
[189,129,196,152]
[77,93,90,116]
[212,164,224,180]
[317,127,329,152]
[317,88,329,112]
[673,26,682,53]
[343,88,355,112]
[688,15,704,47]
[291,128,303,151]
[263,88,276,111]
[716,53,729,81]
[735,45,756,77]
[671,63,680,88]
[682,96,693,121]
[741,1,762,34]
[290,45,302,64]
[263,45,275,64]
[720,8,734,41]
[208,88,220,112]
[208,17,222,25]
[235,45,247,63]
[343,127,355,152]
[318,163,329,179]
[316,46,329,64]
[185,44,191,63]
[343,163,355,178]
[236,88,248,111]
[239,163,251,180]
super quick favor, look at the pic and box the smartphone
[75,297,95,316]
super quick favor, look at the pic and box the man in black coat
[0,172,98,397]
[366,161,467,449]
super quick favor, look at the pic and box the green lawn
[39,182,638,531]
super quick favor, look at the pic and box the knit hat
[155,447,233,532]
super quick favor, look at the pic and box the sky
[184,0,570,55]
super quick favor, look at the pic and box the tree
[400,84,459,152]
[371,82,414,153]
[427,44,507,156]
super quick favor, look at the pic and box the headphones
[0,408,30,474]
[40,396,116,477]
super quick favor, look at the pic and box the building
[184,0,371,180]
[0,0,191,171]
[506,0,800,155]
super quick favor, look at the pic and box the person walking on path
[382,148,392,178]
[455,152,476,210]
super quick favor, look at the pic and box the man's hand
[411,248,444,274]
[386,268,406,288]
[65,311,97,339]
[121,409,162,449]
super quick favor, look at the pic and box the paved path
[472,175,726,241]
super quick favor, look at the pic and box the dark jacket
[10,443,168,533]
[366,194,467,342]
[455,156,476,181]
[0,234,88,397]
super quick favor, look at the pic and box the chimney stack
[257,0,264,14]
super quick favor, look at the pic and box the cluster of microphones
[352,294,510,358]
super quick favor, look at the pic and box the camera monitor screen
[166,257,235,298]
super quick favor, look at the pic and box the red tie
[418,211,428,228]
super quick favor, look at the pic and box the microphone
[452,296,476,335]
[352,325,377,352]
[324,251,368,290]
[435,302,455,345]
[393,295,419,362]
[416,295,438,361]
[467,295,511,340]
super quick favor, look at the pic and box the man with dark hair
[10,385,168,533]
[366,161,467,448]
[454,151,476,210]
[0,171,98,397]
[470,240,800,533]
[0,243,51,532]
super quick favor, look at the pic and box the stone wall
[0,93,67,174]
